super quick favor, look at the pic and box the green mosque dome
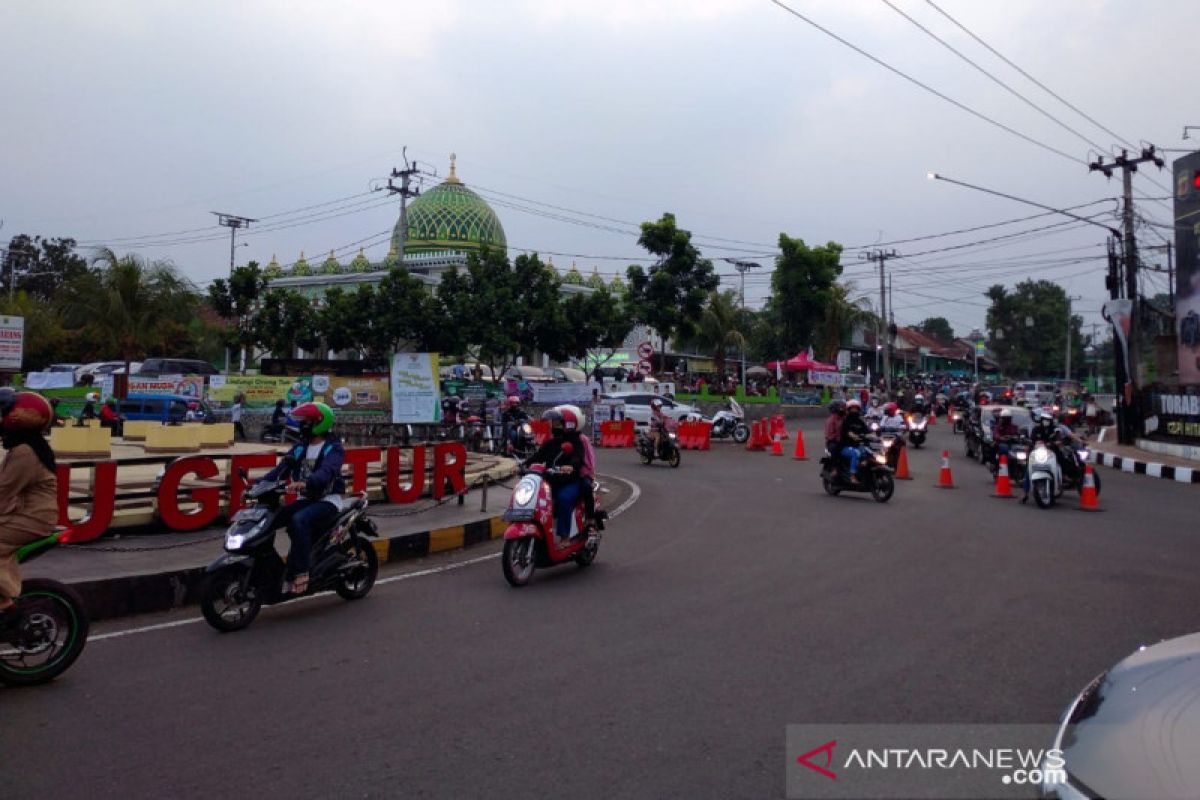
[263,254,282,279]
[393,154,507,256]
[320,250,342,274]
[563,262,584,285]
[349,248,371,273]
[292,252,311,276]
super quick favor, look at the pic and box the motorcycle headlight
[1077,449,1090,461]
[669,432,677,440]
[513,478,536,506]
[1015,451,1028,461]
[520,423,532,435]
[874,453,887,464]
[1034,448,1050,464]
[226,532,245,549]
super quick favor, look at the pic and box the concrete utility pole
[722,258,762,394]
[212,212,257,273]
[860,249,899,394]
[1065,295,1081,382]
[386,146,424,262]
[1090,145,1165,442]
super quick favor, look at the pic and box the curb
[1093,450,1200,484]
[68,514,508,622]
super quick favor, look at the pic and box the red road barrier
[770,415,789,440]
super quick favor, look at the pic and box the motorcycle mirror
[560,442,575,455]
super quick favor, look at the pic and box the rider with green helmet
[257,401,345,594]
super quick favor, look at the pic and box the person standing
[231,393,246,441]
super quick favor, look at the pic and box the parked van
[118,394,211,423]
[1012,381,1057,405]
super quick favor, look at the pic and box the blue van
[118,394,210,424]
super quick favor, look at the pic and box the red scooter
[501,443,601,587]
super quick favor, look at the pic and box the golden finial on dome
[446,152,461,184]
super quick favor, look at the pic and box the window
[119,401,142,415]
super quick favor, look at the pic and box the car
[118,394,212,423]
[502,365,553,383]
[602,392,697,427]
[1041,632,1200,799]
[46,363,82,374]
[982,384,1014,405]
[77,361,143,382]
[136,358,219,377]
[550,367,588,383]
[1013,380,1057,406]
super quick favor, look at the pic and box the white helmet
[86,392,100,402]
[555,404,587,431]
[914,393,925,402]
[999,408,1013,419]
[846,399,862,410]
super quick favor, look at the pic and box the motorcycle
[989,437,1029,486]
[637,427,681,468]
[200,465,380,632]
[820,438,895,502]
[877,425,907,470]
[704,398,750,444]
[950,408,966,434]
[464,414,486,453]
[501,448,601,587]
[1027,442,1063,509]
[906,413,928,448]
[506,419,537,461]
[0,528,90,686]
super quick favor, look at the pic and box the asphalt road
[3,425,1199,799]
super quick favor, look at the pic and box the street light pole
[724,259,762,395]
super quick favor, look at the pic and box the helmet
[914,393,925,402]
[541,408,564,435]
[884,402,899,415]
[557,406,581,432]
[0,391,53,433]
[846,399,862,412]
[828,400,846,414]
[505,395,521,409]
[979,392,992,404]
[650,398,663,410]
[86,392,100,403]
[556,404,586,431]
[286,401,335,441]
[870,397,880,407]
[1036,409,1055,427]
[999,408,1013,419]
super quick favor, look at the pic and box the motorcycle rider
[523,409,585,539]
[79,391,99,422]
[839,399,870,484]
[911,393,928,416]
[648,398,671,457]
[556,404,600,529]
[0,391,58,614]
[99,397,124,435]
[256,402,346,594]
[992,407,1021,462]
[866,396,884,423]
[500,395,529,455]
[824,400,846,478]
[1021,408,1059,503]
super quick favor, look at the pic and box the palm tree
[61,248,198,376]
[692,289,749,378]
[815,281,877,363]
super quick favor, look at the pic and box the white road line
[89,474,642,643]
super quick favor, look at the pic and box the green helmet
[287,401,335,440]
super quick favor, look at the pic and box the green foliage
[319,267,438,359]
[624,214,720,366]
[1,234,91,302]
[757,234,844,358]
[814,282,875,362]
[985,280,1085,378]
[253,289,320,357]
[914,316,955,344]
[208,262,267,355]
[561,286,633,361]
[686,289,749,377]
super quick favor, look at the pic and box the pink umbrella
[766,352,838,372]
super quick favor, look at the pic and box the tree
[561,286,634,364]
[253,289,320,358]
[914,316,955,344]
[758,234,843,358]
[59,248,199,375]
[624,214,720,371]
[0,291,72,371]
[1,234,91,302]
[985,280,1084,378]
[320,267,439,360]
[208,262,268,372]
[814,282,876,363]
[686,289,749,378]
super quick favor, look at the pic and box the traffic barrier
[792,429,808,460]
[992,455,1014,498]
[894,446,911,479]
[531,420,552,446]
[935,449,955,488]
[770,415,789,440]
[677,420,694,450]
[698,420,712,450]
[771,434,784,456]
[746,419,767,451]
[928,413,937,426]
[1077,464,1101,511]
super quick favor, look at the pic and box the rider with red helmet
[523,408,585,539]
[0,391,58,612]
[256,402,345,594]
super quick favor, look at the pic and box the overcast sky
[2,0,1195,338]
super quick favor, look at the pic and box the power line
[766,0,1083,165]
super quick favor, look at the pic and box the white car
[76,361,142,382]
[602,392,697,427]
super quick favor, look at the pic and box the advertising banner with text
[313,374,391,415]
[128,375,205,399]
[207,375,307,409]
[391,353,441,423]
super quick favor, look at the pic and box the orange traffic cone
[1078,464,1102,511]
[992,455,1014,498]
[792,429,808,460]
[929,413,937,426]
[936,449,955,488]
[894,446,911,479]
[771,434,784,456]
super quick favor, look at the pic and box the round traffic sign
[637,341,654,359]
[638,359,653,375]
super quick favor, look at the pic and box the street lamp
[723,258,762,395]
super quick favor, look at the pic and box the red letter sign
[432,442,467,499]
[385,446,425,503]
[157,457,221,531]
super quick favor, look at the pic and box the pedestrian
[231,392,246,442]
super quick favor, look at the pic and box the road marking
[88,474,642,643]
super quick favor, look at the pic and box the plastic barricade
[698,420,712,450]
[770,415,789,440]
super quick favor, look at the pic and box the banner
[0,316,24,371]
[1102,299,1134,400]
[128,374,205,399]
[313,374,390,414]
[1144,388,1200,444]
[530,382,601,405]
[807,370,845,387]
[391,353,441,423]
[25,371,74,390]
[1175,151,1200,383]
[207,375,305,408]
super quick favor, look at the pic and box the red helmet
[558,407,580,432]
[884,402,899,415]
[0,391,53,432]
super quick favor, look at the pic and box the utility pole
[1090,145,1165,443]
[386,146,424,263]
[723,259,762,394]
[212,212,257,274]
[1065,295,1081,382]
[860,249,899,394]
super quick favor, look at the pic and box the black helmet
[828,400,847,414]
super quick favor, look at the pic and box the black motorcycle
[637,428,681,468]
[906,412,928,448]
[200,467,380,632]
[0,529,90,686]
[988,437,1029,485]
[821,437,895,502]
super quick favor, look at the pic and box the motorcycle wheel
[821,472,841,496]
[0,579,89,687]
[1032,480,1054,509]
[574,538,599,568]
[964,439,973,459]
[871,472,895,503]
[668,448,681,468]
[732,423,750,444]
[639,448,652,465]
[335,536,379,601]
[200,567,262,632]
[502,538,536,587]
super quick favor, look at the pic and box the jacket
[839,415,869,448]
[525,434,584,487]
[262,434,347,499]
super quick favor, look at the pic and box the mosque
[263,155,610,299]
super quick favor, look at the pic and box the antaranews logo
[797,740,838,780]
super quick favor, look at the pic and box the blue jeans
[274,498,340,576]
[553,481,582,537]
[841,446,861,476]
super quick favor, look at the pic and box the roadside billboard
[1175,150,1200,384]
[0,316,24,371]
[391,353,441,423]
[313,374,390,415]
[207,375,301,409]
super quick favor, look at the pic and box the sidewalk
[1091,428,1200,484]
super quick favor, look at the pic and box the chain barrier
[59,532,226,553]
